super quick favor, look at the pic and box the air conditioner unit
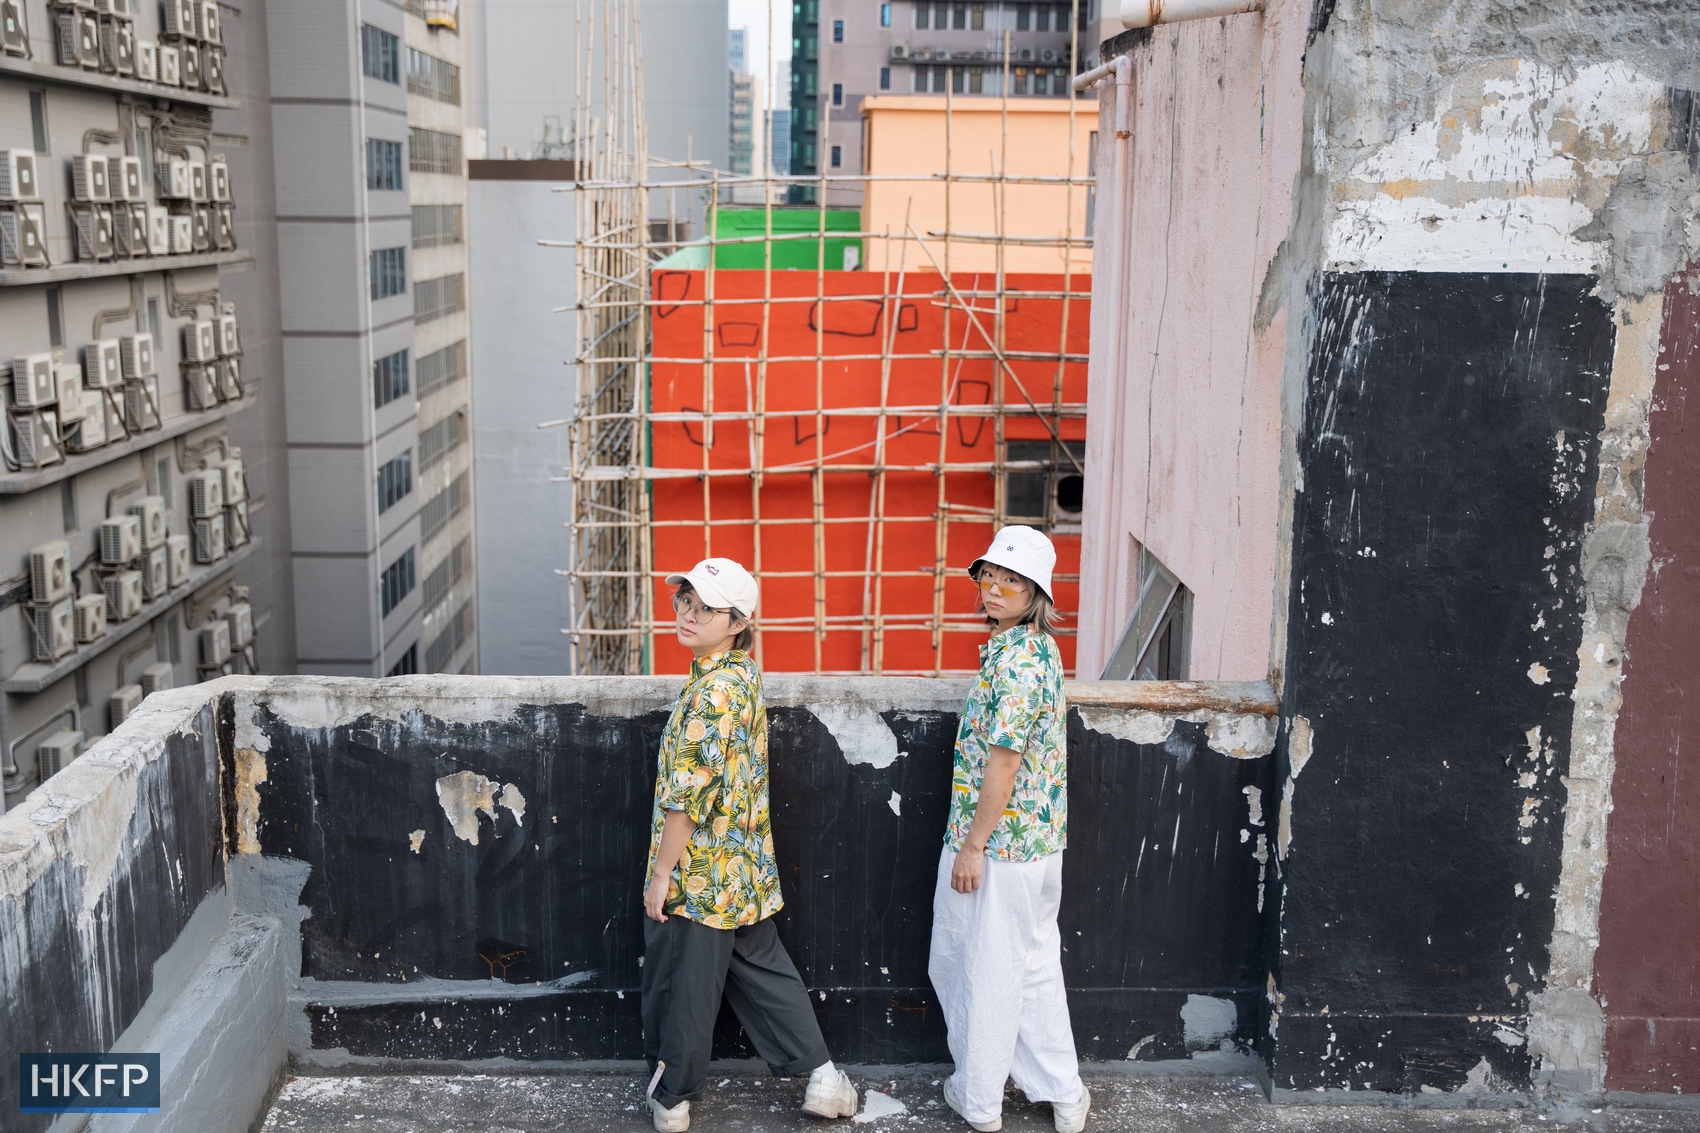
[227,601,254,648]
[110,684,143,728]
[214,313,240,356]
[168,213,193,254]
[127,494,168,548]
[32,599,74,661]
[198,0,220,42]
[184,320,217,362]
[119,334,154,379]
[113,155,143,201]
[219,457,247,503]
[158,43,180,85]
[64,402,105,452]
[0,150,38,200]
[0,202,47,266]
[70,204,116,261]
[201,618,230,665]
[74,593,106,642]
[183,363,217,410]
[188,161,206,202]
[191,204,211,252]
[188,468,223,517]
[101,387,126,442]
[142,544,169,598]
[204,44,225,95]
[146,206,169,254]
[209,161,231,203]
[53,365,83,417]
[84,339,123,389]
[912,46,933,60]
[890,44,909,59]
[30,540,72,603]
[225,500,249,548]
[12,353,55,408]
[161,157,189,199]
[13,412,61,468]
[935,49,952,61]
[100,16,135,74]
[100,515,142,565]
[77,11,100,67]
[213,203,235,251]
[181,42,201,89]
[70,154,110,201]
[0,1,24,56]
[163,0,195,37]
[140,660,173,695]
[37,730,83,781]
[167,533,190,586]
[115,202,149,257]
[136,39,156,81]
[125,375,161,431]
[105,569,143,621]
[93,0,117,12]
[193,514,226,563]
[215,357,242,400]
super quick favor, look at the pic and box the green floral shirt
[646,650,784,928]
[945,624,1068,861]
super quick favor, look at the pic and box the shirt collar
[979,622,1032,661]
[690,648,748,681]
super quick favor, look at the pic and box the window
[952,65,965,93]
[407,47,461,104]
[881,3,891,26]
[933,65,948,92]
[361,25,400,83]
[409,127,461,174]
[832,18,843,41]
[832,82,843,106]
[29,90,48,153]
[369,247,407,300]
[60,477,76,534]
[374,349,410,409]
[953,2,966,28]
[1003,440,1084,531]
[411,204,463,248]
[45,286,62,347]
[377,451,413,514]
[416,340,467,397]
[880,66,891,90]
[418,410,465,470]
[1101,545,1190,681]
[426,599,474,671]
[1013,65,1028,94]
[914,1,928,28]
[1037,5,1051,29]
[803,70,817,95]
[414,274,465,325]
[1034,67,1048,95]
[1017,2,1030,29]
[381,547,416,617]
[421,472,467,543]
[422,536,469,612]
[366,139,404,191]
[969,65,983,93]
[913,66,928,92]
[1056,4,1069,31]
[156,457,172,508]
[388,644,419,676]
[830,145,841,167]
[971,2,984,29]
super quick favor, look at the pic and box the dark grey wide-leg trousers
[641,914,831,1109]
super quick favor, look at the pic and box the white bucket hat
[970,525,1056,600]
[665,557,759,618]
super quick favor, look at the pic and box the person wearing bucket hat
[929,526,1088,1133]
[639,558,858,1132]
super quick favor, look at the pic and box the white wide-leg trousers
[928,845,1084,1125]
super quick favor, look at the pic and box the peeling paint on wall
[234,748,268,857]
[810,702,903,768]
[436,772,500,846]
[1075,706,1175,747]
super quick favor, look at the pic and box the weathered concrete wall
[224,675,1278,1067]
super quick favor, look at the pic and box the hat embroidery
[704,564,720,575]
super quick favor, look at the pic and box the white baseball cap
[665,557,759,618]
[970,525,1056,600]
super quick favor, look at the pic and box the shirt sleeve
[662,680,732,825]
[984,645,1046,754]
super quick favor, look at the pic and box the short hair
[971,564,1062,635]
[675,582,755,653]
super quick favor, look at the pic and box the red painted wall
[1596,267,1700,1094]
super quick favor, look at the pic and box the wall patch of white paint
[498,783,527,824]
[234,747,268,857]
[888,790,902,816]
[436,771,500,845]
[1194,712,1277,759]
[1288,715,1314,779]
[1075,707,1174,747]
[811,702,903,768]
[1326,61,1664,273]
[409,830,426,854]
[1528,662,1551,685]
[1181,993,1238,1049]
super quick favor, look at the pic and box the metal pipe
[1119,0,1264,28]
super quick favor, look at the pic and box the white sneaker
[650,1096,690,1132]
[1052,1087,1090,1133]
[941,1076,1002,1132]
[802,1066,859,1119]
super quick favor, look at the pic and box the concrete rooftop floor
[259,1066,1700,1133]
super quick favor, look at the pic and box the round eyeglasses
[672,593,730,624]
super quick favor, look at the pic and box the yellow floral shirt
[645,649,783,928]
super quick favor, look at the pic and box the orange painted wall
[647,266,1088,675]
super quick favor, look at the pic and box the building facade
[0,0,294,811]
[268,0,477,678]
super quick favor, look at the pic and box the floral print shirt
[944,624,1068,862]
[645,649,784,928]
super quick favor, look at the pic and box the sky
[726,0,791,95]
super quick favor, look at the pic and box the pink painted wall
[1077,6,1307,681]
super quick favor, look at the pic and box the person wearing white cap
[639,558,858,1132]
[929,526,1088,1133]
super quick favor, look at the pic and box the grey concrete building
[0,0,294,811]
[267,0,478,679]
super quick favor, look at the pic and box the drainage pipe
[1119,0,1265,28]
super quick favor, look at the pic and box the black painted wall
[1272,272,1615,1092]
[0,705,225,1130]
[246,694,1273,1064]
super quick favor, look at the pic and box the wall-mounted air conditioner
[181,42,201,89]
[110,684,143,729]
[1017,46,1035,61]
[71,154,110,201]
[168,212,193,254]
[115,202,149,258]
[161,158,189,199]
[125,374,160,431]
[100,515,142,565]
[215,313,240,356]
[203,44,225,95]
[0,203,48,266]
[1040,47,1056,62]
[12,353,54,408]
[163,0,195,37]
[38,731,83,781]
[220,457,246,503]
[0,1,26,56]
[188,468,222,517]
[193,514,225,563]
[13,412,61,468]
[0,150,37,200]
[85,338,123,389]
[198,0,220,42]
[159,43,180,86]
[100,16,135,75]
[120,334,154,379]
[30,540,72,603]
[167,533,190,586]
[184,320,217,362]
[188,161,206,203]
[140,661,173,695]
[70,203,116,261]
[147,206,170,254]
[215,357,241,400]
[213,204,235,251]
[127,494,167,548]
[64,395,106,451]
[115,155,143,201]
[136,40,156,81]
[225,500,249,549]
[105,569,143,621]
[53,364,83,417]
[191,204,211,252]
[209,161,230,203]
[890,44,909,59]
[227,601,253,648]
[143,545,169,599]
[74,593,106,642]
[184,363,217,410]
[201,618,230,665]
[32,599,74,661]
[76,12,100,68]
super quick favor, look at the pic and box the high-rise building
[268,1,479,679]
[729,25,748,75]
[0,0,293,811]
[730,71,761,177]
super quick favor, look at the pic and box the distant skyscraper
[731,72,760,176]
[729,26,749,75]
[768,109,792,178]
